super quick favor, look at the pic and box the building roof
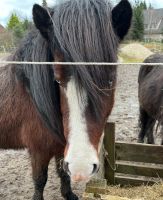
[0,24,5,33]
[144,8,163,34]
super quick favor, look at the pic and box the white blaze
[64,78,99,180]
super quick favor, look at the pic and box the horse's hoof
[65,192,79,200]
[147,141,154,144]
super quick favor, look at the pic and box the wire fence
[0,61,163,66]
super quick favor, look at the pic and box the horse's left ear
[33,4,52,39]
[112,0,132,40]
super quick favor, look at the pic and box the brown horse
[0,0,132,199]
[138,53,163,145]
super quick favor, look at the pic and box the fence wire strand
[0,61,163,66]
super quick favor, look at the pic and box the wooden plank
[115,173,162,186]
[85,179,107,195]
[104,123,115,184]
[116,161,163,178]
[116,142,163,164]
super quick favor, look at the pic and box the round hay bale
[120,43,153,61]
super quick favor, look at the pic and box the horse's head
[32,0,132,182]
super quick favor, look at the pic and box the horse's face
[61,83,108,182]
[54,61,113,182]
[62,90,112,182]
[33,0,132,182]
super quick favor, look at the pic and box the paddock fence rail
[104,122,163,186]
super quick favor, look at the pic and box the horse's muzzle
[63,161,99,182]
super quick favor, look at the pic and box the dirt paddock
[0,63,162,199]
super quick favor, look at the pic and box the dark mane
[11,0,118,140]
[12,31,64,141]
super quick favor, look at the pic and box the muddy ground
[0,63,161,200]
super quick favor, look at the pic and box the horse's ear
[33,4,52,39]
[112,0,132,40]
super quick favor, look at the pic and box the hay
[83,193,142,200]
[101,195,142,200]
[120,43,153,62]
[107,183,163,200]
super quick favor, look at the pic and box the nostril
[92,164,99,174]
[63,161,71,174]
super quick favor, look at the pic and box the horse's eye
[55,79,61,84]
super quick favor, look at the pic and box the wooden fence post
[104,122,115,184]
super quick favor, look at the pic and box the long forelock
[51,0,118,120]
[72,66,116,120]
[52,0,118,62]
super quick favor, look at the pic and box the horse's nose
[71,163,100,182]
[63,161,100,182]
[63,161,71,174]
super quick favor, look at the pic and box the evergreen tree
[131,0,146,41]
[22,18,32,31]
[7,13,21,30]
[42,0,47,7]
[13,24,24,40]
[7,12,33,44]
[140,1,147,10]
[149,3,154,9]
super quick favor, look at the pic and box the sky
[0,0,56,26]
[0,0,163,27]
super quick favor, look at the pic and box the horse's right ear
[33,4,52,39]
[112,0,132,40]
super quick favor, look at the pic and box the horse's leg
[138,107,149,143]
[160,125,163,145]
[138,107,155,144]
[30,152,52,200]
[55,157,78,200]
[146,119,155,144]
